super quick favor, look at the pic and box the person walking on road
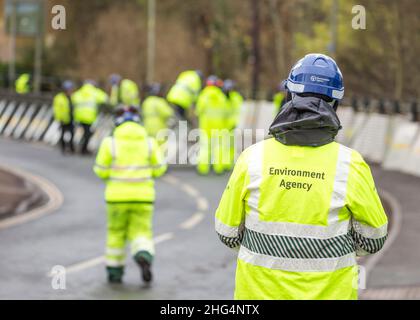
[53,80,76,154]
[215,53,388,300]
[196,75,230,175]
[142,83,174,145]
[72,80,108,155]
[94,106,167,285]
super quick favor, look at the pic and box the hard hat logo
[310,76,329,83]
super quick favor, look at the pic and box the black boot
[134,251,153,284]
[106,266,124,284]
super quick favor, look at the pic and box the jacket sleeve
[215,150,249,250]
[347,151,388,256]
[195,93,205,117]
[93,137,112,180]
[149,138,167,178]
[52,95,61,121]
[160,100,174,119]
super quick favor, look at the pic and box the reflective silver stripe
[215,217,240,238]
[76,101,96,108]
[105,259,125,267]
[111,137,116,161]
[245,211,350,238]
[238,246,356,272]
[147,138,152,161]
[106,248,126,256]
[94,164,109,170]
[108,177,153,183]
[247,142,264,211]
[110,164,164,171]
[353,220,388,239]
[328,144,352,224]
[131,236,155,256]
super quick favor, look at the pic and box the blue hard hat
[109,74,122,86]
[148,83,162,96]
[223,79,235,92]
[286,53,344,100]
[114,106,141,126]
[62,80,74,91]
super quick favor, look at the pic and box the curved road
[0,138,419,299]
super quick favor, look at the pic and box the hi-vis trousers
[105,203,154,268]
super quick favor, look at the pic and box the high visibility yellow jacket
[226,90,244,130]
[94,121,167,203]
[167,70,202,109]
[196,86,229,131]
[110,79,140,107]
[215,138,388,300]
[53,92,73,125]
[15,74,31,94]
[72,84,108,125]
[142,96,174,138]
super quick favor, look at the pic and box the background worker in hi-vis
[215,53,388,300]
[94,106,167,285]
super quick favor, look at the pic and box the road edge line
[0,164,64,230]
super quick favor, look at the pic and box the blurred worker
[196,75,229,175]
[166,70,203,121]
[15,73,32,94]
[93,106,167,284]
[223,79,244,170]
[53,80,75,154]
[215,53,388,300]
[72,80,108,155]
[142,83,174,145]
[109,74,140,108]
[273,80,288,115]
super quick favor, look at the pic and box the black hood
[269,95,342,147]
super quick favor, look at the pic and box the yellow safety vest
[196,86,230,130]
[142,96,174,138]
[215,138,388,300]
[110,79,140,107]
[166,70,202,109]
[53,92,73,124]
[93,121,167,202]
[72,84,107,125]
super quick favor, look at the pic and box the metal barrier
[0,92,114,153]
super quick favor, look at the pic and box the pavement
[0,137,419,299]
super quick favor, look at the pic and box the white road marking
[154,232,174,244]
[182,183,200,197]
[360,189,402,288]
[162,175,179,185]
[180,212,205,230]
[49,232,174,276]
[197,197,209,212]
